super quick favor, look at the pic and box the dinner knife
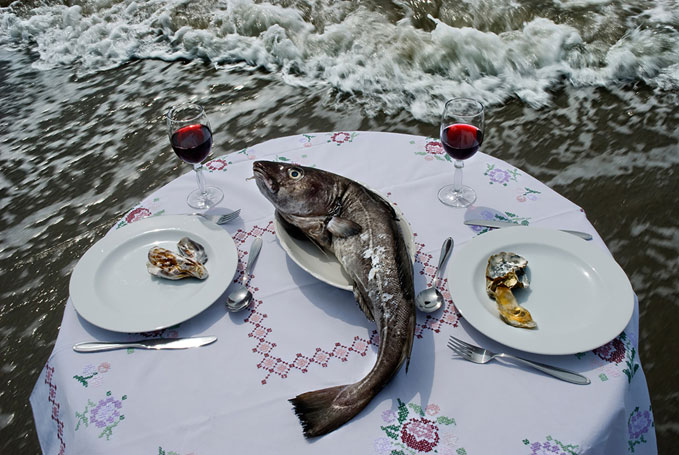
[464,219,593,241]
[73,336,217,352]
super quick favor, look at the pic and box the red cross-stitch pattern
[232,222,460,384]
[45,363,66,455]
[413,239,461,338]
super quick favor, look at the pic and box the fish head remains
[252,160,345,217]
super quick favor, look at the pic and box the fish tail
[289,383,373,438]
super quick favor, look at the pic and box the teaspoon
[226,237,263,312]
[415,237,454,313]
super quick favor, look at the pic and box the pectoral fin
[327,216,362,238]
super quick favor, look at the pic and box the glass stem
[193,163,208,199]
[453,160,464,193]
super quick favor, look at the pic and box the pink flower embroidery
[206,159,227,171]
[594,337,625,364]
[425,140,444,155]
[125,207,151,224]
[425,404,440,416]
[401,417,440,452]
[331,132,351,144]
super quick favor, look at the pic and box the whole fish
[253,160,416,438]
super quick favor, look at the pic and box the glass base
[187,186,224,210]
[438,184,476,208]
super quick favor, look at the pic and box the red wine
[171,124,213,164]
[441,123,483,160]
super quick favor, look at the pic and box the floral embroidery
[235,147,254,160]
[116,199,165,228]
[517,187,541,202]
[204,158,231,172]
[328,131,358,145]
[485,163,520,186]
[581,332,639,383]
[594,337,626,363]
[375,399,464,454]
[522,435,579,454]
[628,406,654,452]
[127,207,151,222]
[75,391,127,440]
[45,364,66,454]
[273,154,314,166]
[73,362,111,387]
[415,138,451,162]
[300,134,315,147]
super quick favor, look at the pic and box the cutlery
[226,237,263,312]
[73,335,217,352]
[464,219,592,240]
[447,336,590,384]
[191,209,241,225]
[415,237,453,313]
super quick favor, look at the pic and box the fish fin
[275,210,307,240]
[290,384,371,438]
[391,213,416,373]
[404,311,416,373]
[276,211,331,257]
[327,216,362,238]
[352,282,375,322]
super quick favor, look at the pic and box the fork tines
[217,209,241,224]
[447,336,473,356]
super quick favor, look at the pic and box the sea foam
[1,0,678,121]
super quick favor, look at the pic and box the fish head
[253,161,343,217]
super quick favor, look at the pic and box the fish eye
[288,168,304,180]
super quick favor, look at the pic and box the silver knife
[73,336,217,353]
[464,219,593,240]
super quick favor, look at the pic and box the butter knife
[464,219,593,240]
[73,336,217,352]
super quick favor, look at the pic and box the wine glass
[166,103,224,210]
[438,98,485,208]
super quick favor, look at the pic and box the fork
[190,209,241,225]
[447,336,590,385]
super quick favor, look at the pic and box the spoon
[226,237,263,312]
[415,237,454,313]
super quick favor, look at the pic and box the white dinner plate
[274,191,415,291]
[448,227,634,355]
[70,215,238,333]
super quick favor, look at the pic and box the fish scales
[252,161,416,438]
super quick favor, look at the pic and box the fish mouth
[252,161,278,194]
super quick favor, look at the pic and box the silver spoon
[226,237,263,312]
[415,237,453,313]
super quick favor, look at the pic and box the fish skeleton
[253,160,416,438]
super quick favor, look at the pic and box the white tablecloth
[31,131,657,454]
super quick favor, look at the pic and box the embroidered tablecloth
[30,131,657,454]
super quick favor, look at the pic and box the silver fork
[447,336,590,385]
[191,209,241,225]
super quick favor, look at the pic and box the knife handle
[498,353,591,385]
[562,230,593,241]
[73,342,145,352]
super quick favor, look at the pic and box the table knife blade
[464,219,592,240]
[73,336,217,352]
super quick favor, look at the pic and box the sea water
[1,0,677,452]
